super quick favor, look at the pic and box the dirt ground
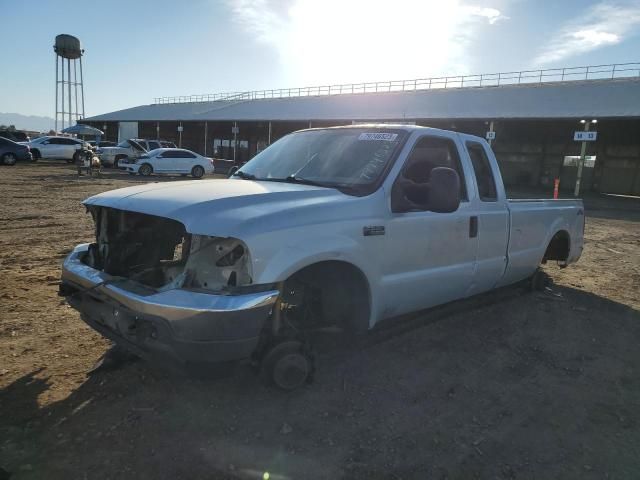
[1,161,639,480]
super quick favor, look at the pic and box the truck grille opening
[82,206,251,291]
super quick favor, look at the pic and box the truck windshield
[235,128,408,195]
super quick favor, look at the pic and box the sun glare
[270,0,492,85]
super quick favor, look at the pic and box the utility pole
[574,119,597,197]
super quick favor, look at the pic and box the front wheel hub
[261,340,314,391]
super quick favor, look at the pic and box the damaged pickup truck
[60,125,584,389]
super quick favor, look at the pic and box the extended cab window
[467,142,497,201]
[399,135,467,202]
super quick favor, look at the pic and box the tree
[0,124,16,131]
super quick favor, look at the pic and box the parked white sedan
[26,136,88,162]
[121,148,214,178]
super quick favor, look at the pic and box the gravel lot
[1,161,639,479]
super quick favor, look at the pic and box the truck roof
[305,123,487,141]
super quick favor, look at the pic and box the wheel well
[280,260,371,338]
[115,154,128,160]
[31,148,40,157]
[542,230,570,263]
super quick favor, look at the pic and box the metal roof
[86,78,640,122]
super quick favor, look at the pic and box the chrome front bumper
[60,244,279,366]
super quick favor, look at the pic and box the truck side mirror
[429,167,461,213]
[391,166,461,213]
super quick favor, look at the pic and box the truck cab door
[381,134,478,317]
[463,140,510,295]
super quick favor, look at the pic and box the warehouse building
[84,64,640,195]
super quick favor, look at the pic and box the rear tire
[2,153,17,166]
[138,163,153,176]
[191,165,205,179]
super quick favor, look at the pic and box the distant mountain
[0,113,56,133]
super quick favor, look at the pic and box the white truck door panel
[463,140,510,295]
[381,133,478,317]
[382,204,477,316]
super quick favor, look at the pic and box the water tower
[54,34,85,132]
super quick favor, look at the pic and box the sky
[1,0,639,119]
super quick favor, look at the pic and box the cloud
[534,1,640,65]
[225,0,508,85]
[464,6,509,24]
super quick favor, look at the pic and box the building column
[204,121,208,156]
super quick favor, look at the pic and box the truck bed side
[498,199,585,287]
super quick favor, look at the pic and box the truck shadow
[2,285,639,479]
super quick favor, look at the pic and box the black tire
[191,165,205,179]
[113,157,125,169]
[180,174,187,177]
[31,149,41,160]
[2,153,17,166]
[138,163,153,176]
[260,340,313,391]
[71,151,81,164]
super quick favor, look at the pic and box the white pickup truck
[60,125,584,389]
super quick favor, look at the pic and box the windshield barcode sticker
[358,133,398,141]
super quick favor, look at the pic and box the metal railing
[153,62,640,105]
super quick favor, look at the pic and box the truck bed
[498,198,585,287]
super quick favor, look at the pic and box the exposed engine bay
[82,206,252,292]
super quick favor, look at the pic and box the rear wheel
[138,163,153,176]
[2,153,17,166]
[191,165,205,179]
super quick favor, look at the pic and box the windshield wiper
[232,170,256,180]
[283,175,327,187]
[283,175,361,195]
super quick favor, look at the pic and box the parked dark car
[0,137,33,165]
[0,130,30,142]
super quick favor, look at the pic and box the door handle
[469,216,478,238]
